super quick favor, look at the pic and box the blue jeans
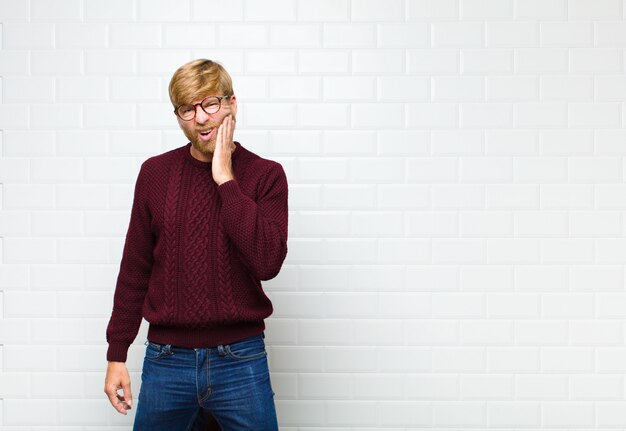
[133,333,278,431]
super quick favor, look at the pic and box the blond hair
[168,59,234,108]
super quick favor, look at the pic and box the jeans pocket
[225,337,267,361]
[145,341,173,361]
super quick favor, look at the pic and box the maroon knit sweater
[106,141,288,362]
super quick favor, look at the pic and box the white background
[2,0,626,429]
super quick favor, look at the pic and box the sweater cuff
[217,179,244,206]
[107,342,131,363]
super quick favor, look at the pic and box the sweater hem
[146,320,266,348]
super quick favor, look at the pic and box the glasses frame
[174,95,232,121]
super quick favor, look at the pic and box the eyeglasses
[174,95,231,121]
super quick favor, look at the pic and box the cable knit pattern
[105,141,288,362]
[162,154,184,326]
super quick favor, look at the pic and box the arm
[217,163,288,280]
[105,162,154,362]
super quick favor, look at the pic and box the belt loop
[163,344,172,355]
[217,345,227,356]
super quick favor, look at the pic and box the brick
[4,185,55,210]
[541,75,592,100]
[350,212,404,237]
[138,0,190,21]
[461,0,512,19]
[325,293,378,317]
[31,265,83,291]
[270,77,320,100]
[0,51,29,74]
[246,51,297,74]
[297,212,350,237]
[299,50,350,74]
[569,0,622,18]
[462,49,513,74]
[243,0,295,21]
[541,22,593,47]
[596,22,626,46]
[433,76,484,101]
[139,50,192,74]
[30,104,80,129]
[110,77,162,101]
[57,77,107,102]
[351,103,403,128]
[3,400,56,425]
[298,103,348,127]
[432,184,485,209]
[460,211,512,236]
[192,0,243,21]
[460,374,513,398]
[432,22,483,47]
[323,239,377,263]
[323,130,375,155]
[408,49,459,74]
[326,401,378,425]
[57,131,108,156]
[407,211,457,235]
[514,0,566,19]
[3,77,54,103]
[4,292,56,317]
[0,0,29,20]
[85,50,136,74]
[325,76,375,100]
[408,0,458,20]
[461,103,513,128]
[569,103,621,128]
[165,24,216,48]
[541,130,593,155]
[297,0,349,21]
[3,23,53,48]
[0,211,29,235]
[270,24,320,47]
[218,24,267,47]
[514,103,567,128]
[406,157,457,182]
[352,49,404,74]
[84,104,135,128]
[351,0,405,21]
[31,0,81,21]
[84,157,140,183]
[378,22,429,47]
[432,130,480,155]
[515,48,568,73]
[84,0,134,21]
[58,239,109,263]
[323,24,375,48]
[31,50,81,75]
[298,373,351,398]
[486,76,538,101]
[408,103,458,128]
[486,130,538,155]
[56,24,107,48]
[110,24,161,48]
[322,184,375,208]
[31,158,83,183]
[486,22,538,47]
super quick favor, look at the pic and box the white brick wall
[3,0,626,429]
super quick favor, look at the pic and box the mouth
[197,128,215,141]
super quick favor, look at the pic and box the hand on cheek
[212,115,236,186]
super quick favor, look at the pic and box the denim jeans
[133,333,278,431]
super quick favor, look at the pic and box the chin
[192,140,215,154]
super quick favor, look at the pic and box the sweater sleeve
[105,163,154,362]
[217,162,288,281]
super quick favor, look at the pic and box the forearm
[217,172,288,280]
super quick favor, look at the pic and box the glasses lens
[177,105,195,120]
[201,97,221,114]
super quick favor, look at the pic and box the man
[103,59,288,430]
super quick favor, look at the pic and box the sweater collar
[184,141,241,169]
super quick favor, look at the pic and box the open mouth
[198,128,214,140]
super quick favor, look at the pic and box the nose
[194,105,211,124]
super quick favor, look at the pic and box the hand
[212,114,236,186]
[104,361,133,415]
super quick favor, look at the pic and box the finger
[216,122,224,149]
[123,383,133,409]
[105,387,127,415]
